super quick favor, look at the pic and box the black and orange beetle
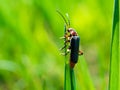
[57,10,83,68]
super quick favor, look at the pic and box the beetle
[57,10,83,68]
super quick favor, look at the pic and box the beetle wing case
[70,36,80,63]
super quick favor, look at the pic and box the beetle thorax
[68,28,77,36]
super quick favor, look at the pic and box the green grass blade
[70,68,76,90]
[109,0,119,89]
[64,63,67,90]
[76,56,95,90]
[64,25,71,90]
[64,63,71,90]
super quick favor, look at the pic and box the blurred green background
[0,0,114,90]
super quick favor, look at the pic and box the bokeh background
[0,0,114,90]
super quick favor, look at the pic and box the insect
[57,10,83,68]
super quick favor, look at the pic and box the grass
[63,15,95,90]
[70,68,76,90]
[109,0,119,90]
[0,0,116,90]
[64,28,77,90]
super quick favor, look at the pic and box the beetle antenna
[66,13,70,27]
[56,10,69,27]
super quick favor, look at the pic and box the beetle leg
[59,32,69,39]
[60,48,70,55]
[60,36,65,39]
[60,53,66,55]
[64,40,70,44]
[59,45,67,50]
[79,50,83,55]
[65,49,70,55]
[60,37,70,51]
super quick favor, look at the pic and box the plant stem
[70,68,76,90]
